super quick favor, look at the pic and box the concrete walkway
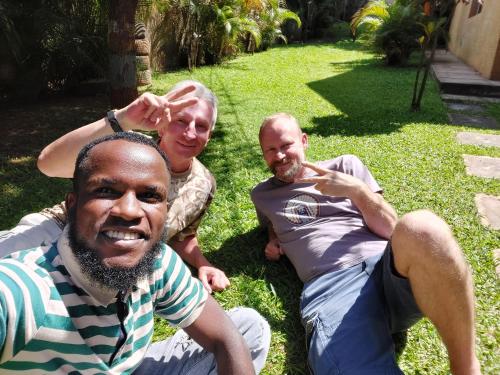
[432,50,500,98]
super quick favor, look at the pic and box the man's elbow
[379,213,398,240]
[37,148,71,178]
[37,150,53,177]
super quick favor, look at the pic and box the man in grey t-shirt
[251,113,480,375]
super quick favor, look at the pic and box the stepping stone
[475,194,500,230]
[456,132,500,147]
[494,249,500,277]
[448,113,499,129]
[446,102,485,113]
[463,155,500,178]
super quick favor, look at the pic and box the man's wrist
[196,257,213,269]
[348,183,371,205]
[113,109,132,131]
[106,110,125,133]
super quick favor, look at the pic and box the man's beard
[68,218,163,291]
[271,158,302,182]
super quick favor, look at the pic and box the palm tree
[109,0,139,107]
[213,1,262,59]
[410,0,470,111]
[256,0,302,51]
[351,0,423,65]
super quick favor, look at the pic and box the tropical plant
[0,0,108,99]
[255,0,301,51]
[147,0,300,70]
[411,15,447,110]
[287,0,366,41]
[212,2,261,58]
[148,0,247,69]
[351,0,423,65]
[410,0,469,111]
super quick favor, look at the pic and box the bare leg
[391,210,480,375]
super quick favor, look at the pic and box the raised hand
[116,85,198,132]
[296,161,364,199]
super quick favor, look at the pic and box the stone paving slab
[456,132,500,147]
[475,194,500,230]
[463,155,500,178]
[448,113,499,129]
[446,102,485,112]
[442,94,500,104]
[494,249,500,277]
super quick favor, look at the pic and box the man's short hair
[259,113,301,142]
[73,132,170,192]
[170,80,218,130]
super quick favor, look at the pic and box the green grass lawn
[1,41,499,373]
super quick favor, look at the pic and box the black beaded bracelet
[106,110,125,133]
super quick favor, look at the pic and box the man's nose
[274,150,286,161]
[183,121,197,140]
[111,192,144,221]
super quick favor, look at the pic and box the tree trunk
[413,29,439,111]
[108,0,138,108]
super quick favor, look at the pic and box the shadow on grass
[0,95,108,228]
[305,57,448,137]
[0,95,109,159]
[0,159,71,228]
[207,226,307,374]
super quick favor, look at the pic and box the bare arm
[170,235,230,293]
[37,117,114,177]
[183,296,254,374]
[37,86,197,178]
[297,161,397,239]
[348,185,397,239]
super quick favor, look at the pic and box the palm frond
[351,0,389,36]
[276,8,301,28]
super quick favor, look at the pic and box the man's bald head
[259,113,302,144]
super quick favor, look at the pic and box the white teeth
[105,231,140,240]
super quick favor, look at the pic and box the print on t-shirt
[283,193,320,225]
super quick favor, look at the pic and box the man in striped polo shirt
[0,132,270,374]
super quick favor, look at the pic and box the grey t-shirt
[251,155,388,282]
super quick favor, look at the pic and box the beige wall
[449,1,500,80]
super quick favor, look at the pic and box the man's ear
[65,192,76,211]
[302,132,308,150]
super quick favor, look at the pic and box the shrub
[0,0,108,99]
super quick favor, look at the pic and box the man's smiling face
[67,139,169,277]
[158,98,213,171]
[260,116,308,183]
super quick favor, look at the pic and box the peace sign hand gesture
[115,85,199,132]
[296,161,364,199]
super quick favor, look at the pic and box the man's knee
[227,307,271,372]
[394,209,450,241]
[392,210,465,271]
[228,307,271,346]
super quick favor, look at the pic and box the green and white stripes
[0,238,207,374]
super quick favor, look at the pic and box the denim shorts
[300,243,422,375]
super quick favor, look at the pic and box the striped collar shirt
[0,227,207,374]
